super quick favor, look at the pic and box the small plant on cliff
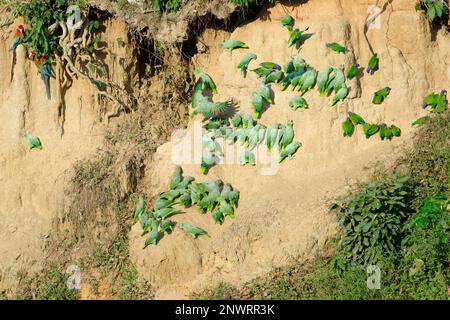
[152,0,181,12]
[416,0,449,24]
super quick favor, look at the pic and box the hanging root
[48,19,136,132]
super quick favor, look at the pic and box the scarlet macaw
[10,25,25,82]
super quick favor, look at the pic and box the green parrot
[298,68,317,95]
[378,124,391,141]
[219,39,248,50]
[284,55,306,73]
[194,69,217,93]
[411,116,430,126]
[203,118,225,130]
[288,27,309,48]
[252,92,264,119]
[342,118,354,137]
[252,66,275,78]
[133,194,146,224]
[170,166,183,189]
[242,113,254,129]
[264,70,284,84]
[258,82,274,104]
[153,197,175,211]
[211,210,224,224]
[390,125,401,137]
[178,190,193,207]
[289,96,308,110]
[362,123,380,138]
[366,53,379,74]
[278,120,294,151]
[266,124,281,152]
[330,86,349,107]
[280,15,294,32]
[259,62,281,70]
[347,112,366,125]
[143,220,159,248]
[317,66,334,96]
[326,64,345,94]
[279,141,302,163]
[159,220,175,233]
[326,42,347,53]
[155,207,181,220]
[372,87,391,104]
[346,63,359,79]
[159,189,183,200]
[280,70,303,91]
[237,52,257,77]
[231,113,242,128]
[239,150,256,166]
[191,94,232,120]
[218,198,235,218]
[22,132,43,150]
[220,183,239,207]
[178,223,209,238]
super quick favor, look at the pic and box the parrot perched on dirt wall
[10,25,25,82]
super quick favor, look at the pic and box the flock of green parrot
[10,14,447,249]
[133,166,240,248]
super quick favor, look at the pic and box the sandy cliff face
[0,19,131,290]
[129,0,449,298]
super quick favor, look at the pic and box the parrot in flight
[10,24,25,82]
[326,42,347,53]
[22,132,43,151]
[366,53,379,74]
[346,64,360,79]
[191,91,232,120]
[288,27,309,48]
[237,52,257,77]
[219,39,248,50]
[372,87,391,104]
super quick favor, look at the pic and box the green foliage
[17,264,78,300]
[152,0,180,12]
[229,0,278,7]
[16,0,69,60]
[115,266,154,300]
[330,175,414,265]
[416,0,449,23]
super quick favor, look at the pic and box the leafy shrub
[229,0,278,7]
[330,175,414,265]
[416,0,449,24]
[152,0,181,12]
